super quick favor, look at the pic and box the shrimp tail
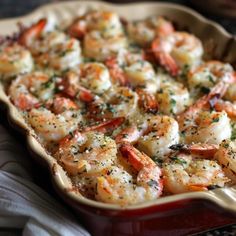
[151,38,179,76]
[18,18,47,47]
[169,143,218,158]
[136,88,158,114]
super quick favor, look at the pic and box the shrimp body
[8,72,54,110]
[156,78,191,115]
[56,131,117,176]
[83,30,127,61]
[127,16,174,46]
[68,10,123,39]
[215,140,236,183]
[137,115,179,158]
[152,32,203,76]
[36,37,81,71]
[80,63,111,94]
[163,154,229,194]
[28,107,82,142]
[188,61,234,91]
[124,60,159,92]
[184,111,231,145]
[0,44,33,79]
[96,144,163,205]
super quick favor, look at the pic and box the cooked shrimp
[0,44,33,79]
[127,16,174,46]
[80,63,112,94]
[8,72,54,110]
[68,10,123,39]
[188,61,235,91]
[27,106,82,142]
[178,80,230,131]
[184,110,231,145]
[96,144,163,205]
[56,130,117,176]
[137,115,179,158]
[89,86,138,119]
[152,32,203,76]
[156,78,191,115]
[215,140,236,183]
[83,30,127,61]
[163,154,229,194]
[35,37,81,71]
[124,60,159,93]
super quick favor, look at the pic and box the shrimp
[56,130,117,176]
[124,60,159,93]
[115,115,179,158]
[8,72,54,110]
[55,70,95,103]
[0,44,33,80]
[68,10,123,39]
[177,80,230,131]
[137,115,179,158]
[80,63,112,94]
[35,37,81,71]
[83,30,127,61]
[188,61,235,91]
[27,105,82,142]
[127,16,174,47]
[215,140,236,183]
[96,144,163,205]
[184,110,231,145]
[88,86,138,120]
[163,153,229,194]
[156,78,191,115]
[152,32,203,76]
[170,140,236,184]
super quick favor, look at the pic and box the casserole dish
[0,1,236,235]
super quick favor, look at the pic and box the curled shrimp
[163,153,229,194]
[80,63,112,94]
[170,140,236,184]
[96,143,163,205]
[177,80,230,131]
[188,61,235,91]
[152,32,203,76]
[0,43,33,80]
[83,30,127,61]
[68,10,123,39]
[27,99,81,142]
[116,115,179,159]
[8,72,54,110]
[56,130,118,176]
[127,16,174,47]
[156,78,191,115]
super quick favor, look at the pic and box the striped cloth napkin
[0,125,90,236]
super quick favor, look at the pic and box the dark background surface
[0,0,236,235]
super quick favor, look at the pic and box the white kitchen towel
[0,125,90,236]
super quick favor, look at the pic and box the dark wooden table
[0,1,236,235]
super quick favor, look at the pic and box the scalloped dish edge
[0,0,236,212]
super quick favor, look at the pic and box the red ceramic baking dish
[0,1,236,235]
